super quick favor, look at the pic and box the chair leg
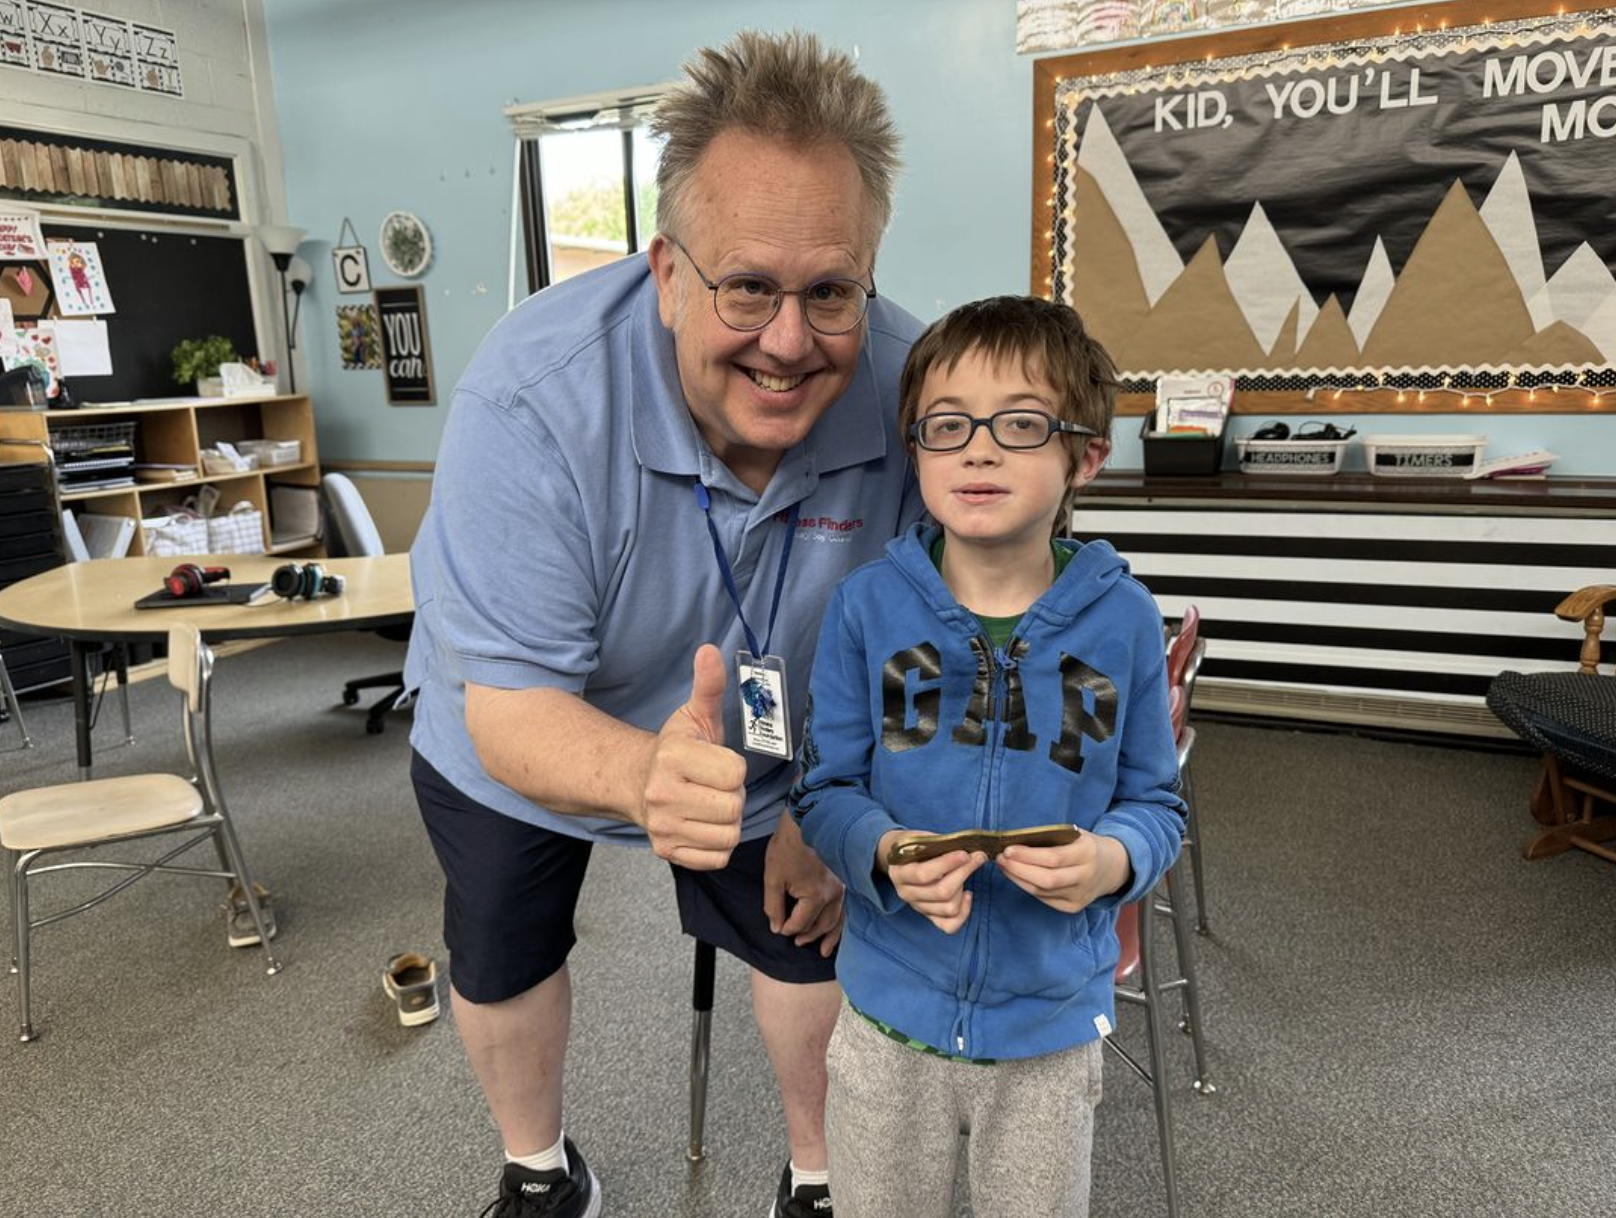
[1162,867,1215,1095]
[689,939,716,1162]
[365,689,405,736]
[212,822,281,975]
[1136,898,1182,1218]
[11,849,36,1042]
[1181,764,1209,935]
[114,645,133,747]
[0,656,32,750]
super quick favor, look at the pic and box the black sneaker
[478,1138,601,1218]
[769,1161,832,1218]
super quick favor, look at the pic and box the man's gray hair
[651,29,900,252]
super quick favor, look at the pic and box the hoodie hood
[883,522,1132,637]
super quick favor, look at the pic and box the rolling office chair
[321,473,412,734]
[0,623,279,1042]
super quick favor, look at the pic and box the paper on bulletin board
[8,325,59,396]
[0,208,45,261]
[53,319,113,377]
[0,299,13,336]
[46,240,116,316]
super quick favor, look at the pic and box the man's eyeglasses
[666,236,876,336]
[909,410,1099,453]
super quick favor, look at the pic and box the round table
[0,554,413,776]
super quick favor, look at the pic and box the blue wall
[263,1,1615,475]
[263,0,1031,463]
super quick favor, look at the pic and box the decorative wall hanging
[45,238,112,315]
[374,284,434,404]
[336,303,381,370]
[378,210,431,278]
[0,126,238,219]
[0,204,44,258]
[0,2,180,94]
[1038,0,1616,388]
[0,261,52,318]
[1016,0,1403,54]
[331,216,371,294]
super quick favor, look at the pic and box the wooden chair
[1487,584,1616,862]
[0,623,280,1042]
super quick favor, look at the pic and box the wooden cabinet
[0,394,321,557]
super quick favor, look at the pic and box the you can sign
[375,284,434,406]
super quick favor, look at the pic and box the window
[506,87,666,295]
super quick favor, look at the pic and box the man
[403,29,922,1218]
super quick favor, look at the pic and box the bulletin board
[27,222,258,403]
[1032,0,1616,410]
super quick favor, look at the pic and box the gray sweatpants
[824,1002,1103,1218]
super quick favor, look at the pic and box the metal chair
[1167,606,1210,933]
[1102,683,1215,1218]
[0,623,279,1042]
[322,473,412,734]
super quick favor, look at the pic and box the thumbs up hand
[635,644,748,870]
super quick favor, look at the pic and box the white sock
[791,1162,830,1193]
[508,1134,568,1175]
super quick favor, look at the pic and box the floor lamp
[257,224,306,392]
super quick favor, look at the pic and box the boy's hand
[996,832,1131,914]
[876,829,987,934]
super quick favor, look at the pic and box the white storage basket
[1235,438,1350,475]
[1362,434,1488,478]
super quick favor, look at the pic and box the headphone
[271,561,346,601]
[165,563,230,598]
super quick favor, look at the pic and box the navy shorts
[411,751,837,1003]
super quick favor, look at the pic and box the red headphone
[164,563,230,598]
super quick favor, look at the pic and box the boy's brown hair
[898,296,1120,524]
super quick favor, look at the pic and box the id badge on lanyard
[694,481,798,760]
[737,650,791,759]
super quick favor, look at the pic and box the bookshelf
[0,394,323,558]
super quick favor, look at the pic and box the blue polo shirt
[404,254,924,843]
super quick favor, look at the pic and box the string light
[1304,378,1616,406]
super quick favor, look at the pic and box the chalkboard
[37,223,258,404]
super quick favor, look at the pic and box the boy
[790,296,1186,1218]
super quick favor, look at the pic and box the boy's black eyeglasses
[665,235,876,336]
[909,410,1099,452]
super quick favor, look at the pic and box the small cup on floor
[383,951,440,1026]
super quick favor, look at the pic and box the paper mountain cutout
[1068,103,1616,374]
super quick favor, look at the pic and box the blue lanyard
[693,481,798,659]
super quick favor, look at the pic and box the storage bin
[142,510,209,557]
[1235,438,1350,475]
[200,447,258,475]
[1141,416,1225,477]
[206,501,265,554]
[238,439,302,467]
[1362,434,1488,478]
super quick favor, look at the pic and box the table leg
[70,640,92,781]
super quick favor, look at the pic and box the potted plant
[171,335,240,397]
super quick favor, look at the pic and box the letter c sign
[332,245,371,294]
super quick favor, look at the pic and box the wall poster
[374,284,434,405]
[1042,0,1616,385]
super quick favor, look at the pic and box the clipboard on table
[134,583,270,610]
